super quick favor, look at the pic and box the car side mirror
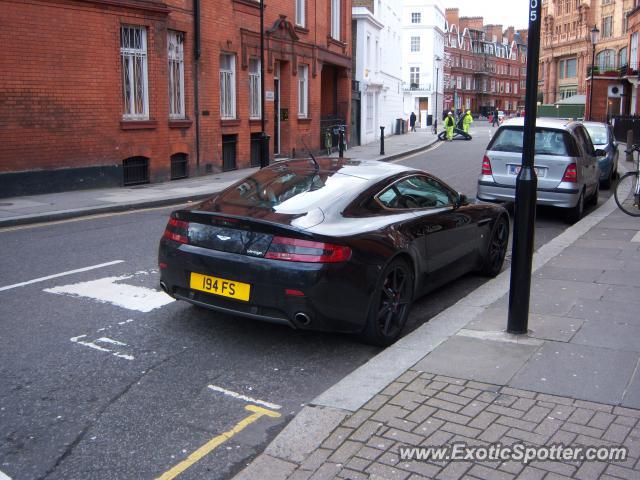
[594,149,606,157]
[456,193,469,207]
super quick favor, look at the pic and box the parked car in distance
[477,117,603,223]
[583,121,619,189]
[159,158,510,346]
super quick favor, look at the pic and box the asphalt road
[0,123,612,480]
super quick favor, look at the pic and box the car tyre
[360,258,414,347]
[479,216,509,277]
[565,191,584,224]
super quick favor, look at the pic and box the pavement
[0,128,438,228]
[232,172,640,479]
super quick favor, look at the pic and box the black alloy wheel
[361,259,414,347]
[480,216,509,277]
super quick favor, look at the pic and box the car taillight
[561,163,577,183]
[162,217,189,244]
[482,155,493,175]
[265,236,351,263]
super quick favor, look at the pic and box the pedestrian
[462,110,473,134]
[492,109,500,127]
[409,112,417,132]
[444,111,455,141]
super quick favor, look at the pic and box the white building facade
[401,0,445,127]
[352,0,403,144]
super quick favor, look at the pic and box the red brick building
[0,0,352,197]
[442,9,527,117]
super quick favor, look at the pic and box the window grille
[220,54,236,119]
[170,153,188,180]
[168,31,185,119]
[121,26,149,120]
[249,59,261,119]
[122,156,149,185]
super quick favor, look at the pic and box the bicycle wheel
[614,172,640,217]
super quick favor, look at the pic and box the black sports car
[158,158,509,346]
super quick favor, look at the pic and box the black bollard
[380,126,385,155]
[339,128,344,158]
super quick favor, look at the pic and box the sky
[449,0,531,30]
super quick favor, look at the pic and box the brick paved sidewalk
[287,373,640,480]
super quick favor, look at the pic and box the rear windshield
[488,127,576,156]
[584,124,608,145]
[216,163,365,212]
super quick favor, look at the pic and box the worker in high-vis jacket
[444,111,455,141]
[462,110,473,134]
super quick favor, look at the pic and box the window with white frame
[490,79,495,92]
[410,67,419,87]
[366,92,373,133]
[505,82,510,93]
[465,98,471,109]
[632,33,639,70]
[298,64,308,118]
[121,25,149,120]
[456,76,462,89]
[482,79,487,92]
[465,77,471,90]
[168,30,185,119]
[411,12,421,23]
[296,0,305,27]
[596,49,616,70]
[219,54,236,119]
[619,47,628,68]
[602,16,612,38]
[249,58,261,119]
[411,36,420,52]
[513,82,518,94]
[331,0,340,40]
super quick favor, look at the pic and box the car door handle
[478,218,492,226]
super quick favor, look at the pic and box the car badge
[217,235,231,241]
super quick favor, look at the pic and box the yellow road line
[155,405,281,480]
[391,139,444,163]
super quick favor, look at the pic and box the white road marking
[45,274,174,312]
[0,470,12,480]
[208,385,282,410]
[632,231,640,242]
[390,140,444,164]
[0,260,124,292]
[70,334,135,360]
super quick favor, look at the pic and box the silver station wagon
[477,118,602,223]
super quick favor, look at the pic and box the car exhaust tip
[160,281,168,294]
[294,312,311,326]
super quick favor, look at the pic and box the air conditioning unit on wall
[608,84,624,98]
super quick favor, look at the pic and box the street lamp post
[434,56,441,132]
[259,0,270,168]
[588,25,599,121]
[506,0,542,334]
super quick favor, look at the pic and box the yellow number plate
[190,272,251,301]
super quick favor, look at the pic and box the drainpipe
[194,0,201,173]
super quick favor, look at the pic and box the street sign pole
[507,0,542,334]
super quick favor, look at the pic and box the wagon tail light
[162,217,190,244]
[265,236,351,263]
[481,155,493,175]
[561,163,577,183]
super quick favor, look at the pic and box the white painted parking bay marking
[71,335,135,361]
[45,274,174,312]
[0,470,12,480]
[208,385,282,410]
[632,231,640,243]
[0,260,124,292]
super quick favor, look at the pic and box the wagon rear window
[488,127,576,156]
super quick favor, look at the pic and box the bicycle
[615,143,640,217]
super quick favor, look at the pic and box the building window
[249,58,261,119]
[120,25,149,120]
[411,36,420,52]
[410,67,419,88]
[513,82,518,94]
[168,31,185,119]
[619,47,628,68]
[632,33,639,70]
[219,54,236,119]
[602,16,612,38]
[465,77,471,90]
[505,82,510,93]
[411,12,421,23]
[331,0,340,40]
[456,76,462,89]
[596,49,616,70]
[482,79,487,92]
[366,92,373,133]
[623,11,630,34]
[558,58,577,79]
[490,79,495,92]
[298,64,308,118]
[296,0,305,27]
